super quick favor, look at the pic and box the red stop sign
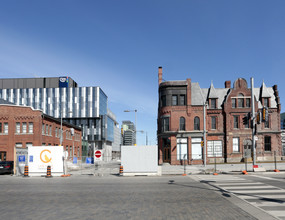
[95,150,102,158]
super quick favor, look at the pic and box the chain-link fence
[161,151,285,172]
[65,155,121,176]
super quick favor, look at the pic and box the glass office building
[0,77,118,157]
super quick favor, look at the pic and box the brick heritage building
[157,67,282,165]
[0,104,82,162]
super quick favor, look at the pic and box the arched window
[194,117,200,130]
[180,117,185,131]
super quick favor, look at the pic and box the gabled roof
[191,82,205,105]
[260,81,271,98]
[208,81,218,98]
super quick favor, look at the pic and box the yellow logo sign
[40,149,52,163]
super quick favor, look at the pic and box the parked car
[0,161,14,174]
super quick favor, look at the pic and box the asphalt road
[0,174,257,220]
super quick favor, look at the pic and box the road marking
[195,174,285,219]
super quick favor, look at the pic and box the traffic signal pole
[203,102,207,167]
[251,78,256,165]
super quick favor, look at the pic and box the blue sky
[0,0,284,145]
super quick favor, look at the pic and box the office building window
[161,95,166,107]
[194,117,200,130]
[28,123,33,133]
[233,138,239,152]
[211,117,216,130]
[16,122,20,134]
[180,117,185,131]
[46,124,49,135]
[180,95,186,105]
[22,122,27,134]
[161,117,169,132]
[0,123,2,133]
[4,123,8,134]
[172,95,178,106]
[264,136,271,151]
[26,142,33,148]
[234,116,239,129]
[15,143,22,148]
[42,124,45,135]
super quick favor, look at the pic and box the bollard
[24,165,29,177]
[119,166,123,175]
[46,165,52,178]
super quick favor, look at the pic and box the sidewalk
[160,162,285,175]
[68,160,285,176]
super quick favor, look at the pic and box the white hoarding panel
[28,146,64,176]
[121,145,158,174]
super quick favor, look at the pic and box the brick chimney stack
[158,67,162,85]
[225,80,231,88]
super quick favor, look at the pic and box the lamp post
[136,130,148,145]
[124,109,137,145]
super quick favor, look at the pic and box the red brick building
[157,67,282,165]
[0,104,82,162]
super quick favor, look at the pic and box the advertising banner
[28,146,64,176]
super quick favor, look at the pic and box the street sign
[94,150,103,161]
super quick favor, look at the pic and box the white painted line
[267,211,285,217]
[252,202,285,206]
[221,185,268,189]
[230,189,285,193]
[239,194,285,199]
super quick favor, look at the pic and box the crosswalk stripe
[267,211,285,217]
[254,202,285,206]
[218,182,264,186]
[239,194,285,199]
[221,185,273,189]
[230,190,284,193]
[195,174,285,219]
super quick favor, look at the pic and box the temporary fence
[64,155,121,176]
[162,151,285,172]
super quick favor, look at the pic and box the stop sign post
[94,150,103,161]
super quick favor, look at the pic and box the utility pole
[203,102,207,166]
[251,78,256,165]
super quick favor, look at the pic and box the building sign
[28,146,63,176]
[18,155,25,162]
[59,76,69,88]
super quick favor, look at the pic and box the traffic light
[262,107,269,122]
[262,107,266,121]
[256,111,261,124]
[201,141,204,147]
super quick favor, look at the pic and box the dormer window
[210,99,217,109]
[264,98,269,108]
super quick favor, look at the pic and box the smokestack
[225,80,231,88]
[158,67,162,85]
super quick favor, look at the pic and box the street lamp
[137,130,148,145]
[124,109,137,145]
[60,110,73,146]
